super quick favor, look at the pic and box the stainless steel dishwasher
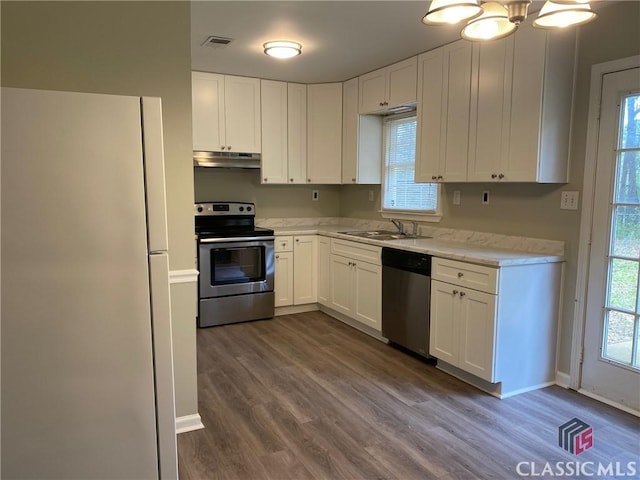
[382,247,433,359]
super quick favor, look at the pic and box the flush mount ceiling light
[461,2,517,41]
[532,0,597,29]
[423,0,597,41]
[263,41,302,59]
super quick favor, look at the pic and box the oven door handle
[199,236,275,243]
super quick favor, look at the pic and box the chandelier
[422,0,597,41]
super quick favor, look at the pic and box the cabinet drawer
[432,257,498,294]
[275,236,293,252]
[331,238,381,265]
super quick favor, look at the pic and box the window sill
[379,210,442,223]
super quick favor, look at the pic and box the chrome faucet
[391,219,405,234]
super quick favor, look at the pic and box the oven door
[198,236,274,298]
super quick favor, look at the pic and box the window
[382,113,439,218]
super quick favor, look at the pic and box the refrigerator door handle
[141,97,169,253]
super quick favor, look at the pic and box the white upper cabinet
[358,56,417,114]
[260,82,307,185]
[342,77,382,185]
[260,80,288,184]
[307,83,342,184]
[415,41,473,183]
[468,26,576,183]
[192,72,261,153]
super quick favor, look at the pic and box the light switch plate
[453,190,461,206]
[482,191,490,205]
[312,190,319,201]
[561,191,579,210]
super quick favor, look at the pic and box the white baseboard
[555,371,571,388]
[275,303,319,316]
[169,269,198,284]
[176,413,204,434]
[577,389,640,417]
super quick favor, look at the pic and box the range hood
[193,151,261,169]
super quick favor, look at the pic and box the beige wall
[341,2,640,374]
[1,1,198,417]
[195,168,341,218]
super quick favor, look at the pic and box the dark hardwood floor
[178,311,640,480]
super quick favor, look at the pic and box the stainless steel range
[195,202,275,327]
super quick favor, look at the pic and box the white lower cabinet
[430,279,496,382]
[329,239,382,332]
[317,236,331,306]
[274,235,317,307]
[429,256,562,397]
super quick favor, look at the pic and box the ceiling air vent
[201,36,234,49]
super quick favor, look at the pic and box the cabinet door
[330,254,353,316]
[293,236,318,305]
[287,83,307,184]
[224,76,261,153]
[441,41,472,182]
[317,236,331,306]
[458,288,497,382]
[415,48,443,183]
[342,77,359,184]
[429,280,459,365]
[192,72,225,151]
[353,261,382,331]
[261,80,288,184]
[358,68,386,114]
[274,251,293,307]
[386,56,417,110]
[468,38,512,182]
[307,83,342,184]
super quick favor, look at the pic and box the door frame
[571,55,640,412]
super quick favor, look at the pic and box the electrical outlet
[312,190,319,201]
[561,191,579,210]
[482,191,490,205]
[453,190,461,206]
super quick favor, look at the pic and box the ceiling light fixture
[263,41,302,59]
[422,0,483,25]
[532,0,597,29]
[461,2,517,41]
[423,0,597,42]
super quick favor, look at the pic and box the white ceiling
[191,1,467,84]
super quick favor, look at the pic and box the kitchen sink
[338,230,431,241]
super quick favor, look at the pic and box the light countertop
[272,225,564,267]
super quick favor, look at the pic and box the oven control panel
[195,202,254,216]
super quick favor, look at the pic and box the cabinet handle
[431,176,437,181]
[459,291,466,297]
[452,289,459,295]
[499,173,505,179]
[457,272,464,278]
[491,174,497,179]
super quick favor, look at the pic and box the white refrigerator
[1,87,178,479]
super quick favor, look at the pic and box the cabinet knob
[457,272,464,278]
[459,291,466,297]
[379,102,384,107]
[221,146,226,150]
[437,176,443,181]
[352,178,356,182]
[290,178,294,182]
[276,255,280,259]
[491,174,498,179]
[431,176,437,181]
[307,179,311,183]
[296,238,299,242]
[264,178,268,182]
[452,289,459,295]
[499,173,505,179]
[227,146,232,150]
[383,101,388,106]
